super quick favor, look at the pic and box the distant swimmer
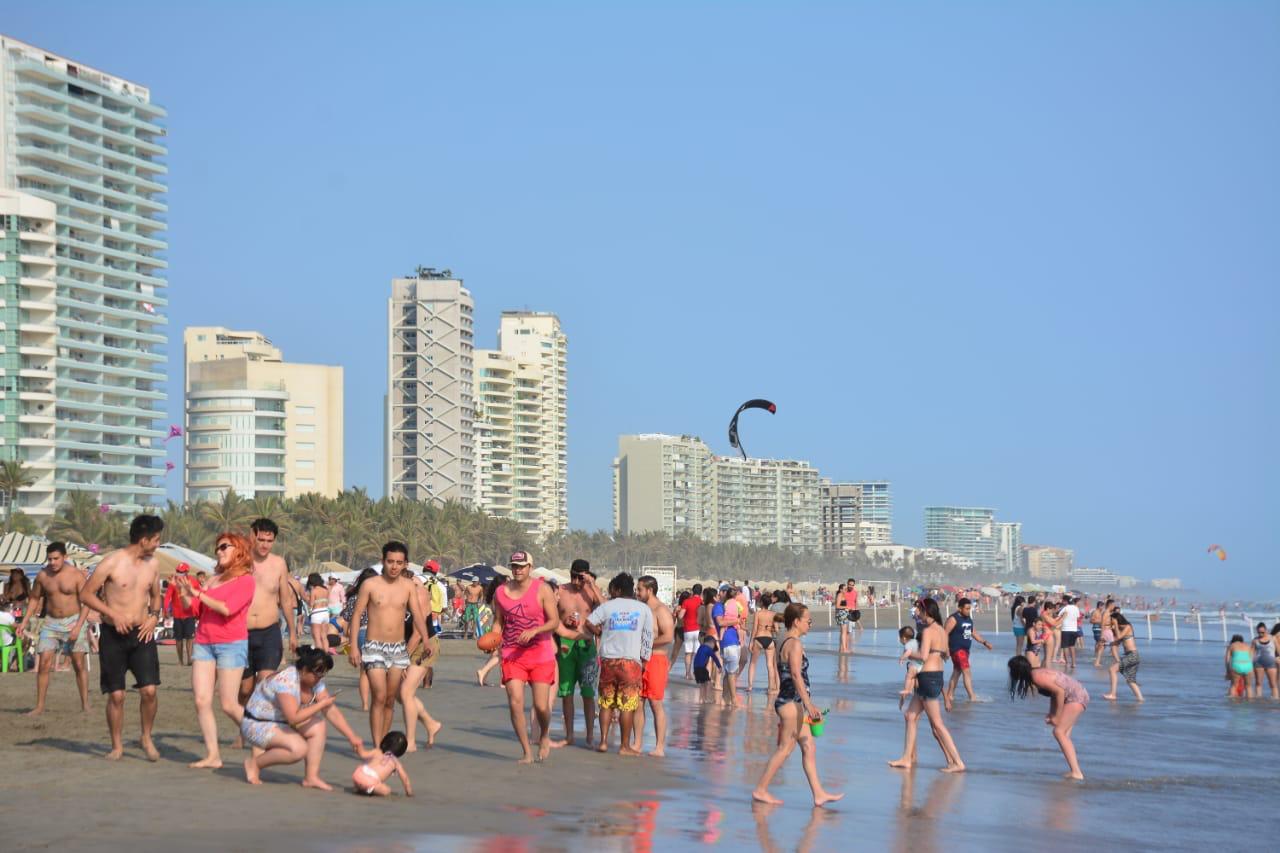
[751,603,843,807]
[1008,654,1088,780]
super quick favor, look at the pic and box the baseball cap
[425,559,441,574]
[176,563,190,574]
[509,551,532,566]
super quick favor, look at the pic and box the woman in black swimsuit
[745,591,779,693]
[751,603,843,807]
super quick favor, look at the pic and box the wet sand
[0,640,685,851]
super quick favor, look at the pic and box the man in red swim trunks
[493,551,560,764]
[633,575,674,756]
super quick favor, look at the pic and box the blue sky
[10,2,1277,596]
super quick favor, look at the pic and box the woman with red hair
[175,532,256,769]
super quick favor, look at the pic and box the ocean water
[407,629,1280,852]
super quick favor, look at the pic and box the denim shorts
[193,639,248,669]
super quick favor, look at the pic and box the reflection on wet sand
[752,800,839,853]
[894,769,965,853]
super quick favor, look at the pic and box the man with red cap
[164,563,201,667]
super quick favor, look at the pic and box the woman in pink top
[174,531,256,769]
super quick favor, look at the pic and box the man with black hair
[79,515,165,761]
[634,575,673,756]
[554,558,602,747]
[585,572,653,756]
[236,518,298,729]
[349,541,430,745]
[21,542,91,714]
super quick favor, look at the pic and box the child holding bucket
[751,603,843,807]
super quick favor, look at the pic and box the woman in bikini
[889,598,965,773]
[306,574,330,651]
[745,590,780,693]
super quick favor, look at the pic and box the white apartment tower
[474,313,567,539]
[819,479,893,557]
[386,270,474,505]
[184,327,343,502]
[0,190,58,523]
[613,434,820,553]
[0,37,168,519]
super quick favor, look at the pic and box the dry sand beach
[0,640,686,851]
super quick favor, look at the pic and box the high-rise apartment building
[994,521,1022,575]
[386,270,474,505]
[924,506,997,573]
[819,479,893,557]
[613,434,820,552]
[473,312,567,539]
[0,37,168,518]
[1,190,58,523]
[1024,545,1073,581]
[613,434,715,538]
[184,327,342,501]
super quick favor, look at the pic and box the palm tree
[0,459,36,532]
[200,489,254,533]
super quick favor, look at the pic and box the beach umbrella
[449,564,500,585]
[980,586,1002,597]
[1002,583,1023,594]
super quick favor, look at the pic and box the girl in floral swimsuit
[1008,654,1089,780]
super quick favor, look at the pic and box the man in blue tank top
[943,597,992,711]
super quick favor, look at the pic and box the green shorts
[557,638,598,698]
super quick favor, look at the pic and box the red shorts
[952,648,971,671]
[642,653,670,701]
[502,657,556,685]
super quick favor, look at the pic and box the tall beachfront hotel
[0,37,167,524]
[385,269,475,505]
[473,312,567,539]
[923,505,998,573]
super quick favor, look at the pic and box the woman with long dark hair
[1010,595,1027,656]
[888,598,964,772]
[340,568,378,710]
[751,603,843,807]
[1102,612,1143,702]
[1008,654,1088,780]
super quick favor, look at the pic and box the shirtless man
[78,515,164,761]
[464,579,484,638]
[348,541,430,745]
[20,542,91,714]
[236,518,298,721]
[554,558,602,747]
[634,575,675,756]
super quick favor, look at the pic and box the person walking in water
[889,598,965,773]
[1226,634,1255,698]
[1102,612,1144,702]
[1251,622,1278,700]
[751,603,844,807]
[943,597,993,710]
[1008,654,1088,780]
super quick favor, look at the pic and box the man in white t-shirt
[1058,596,1082,669]
[585,573,653,756]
